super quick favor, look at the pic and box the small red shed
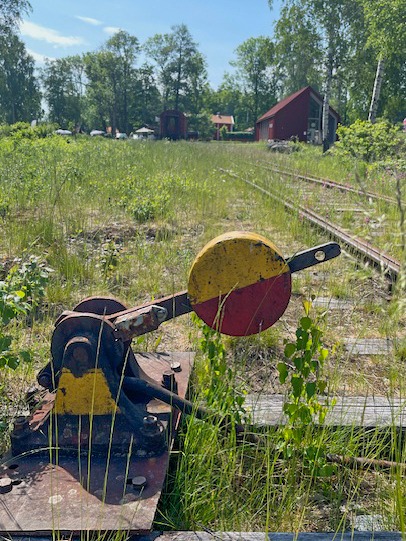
[255,86,340,145]
[160,110,187,140]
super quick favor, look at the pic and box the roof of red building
[211,114,234,125]
[256,86,339,123]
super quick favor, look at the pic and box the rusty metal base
[0,352,194,535]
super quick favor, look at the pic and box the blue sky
[19,0,282,89]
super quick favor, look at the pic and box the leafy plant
[98,240,120,279]
[333,119,404,163]
[0,256,52,369]
[277,299,334,477]
[0,122,57,140]
[7,255,53,310]
[193,314,248,424]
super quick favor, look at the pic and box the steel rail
[251,162,398,205]
[220,168,401,281]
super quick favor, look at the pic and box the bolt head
[0,478,12,494]
[131,476,147,490]
[170,361,182,372]
[143,415,158,429]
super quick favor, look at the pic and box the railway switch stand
[0,231,340,535]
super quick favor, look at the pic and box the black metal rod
[122,377,252,439]
[123,376,209,420]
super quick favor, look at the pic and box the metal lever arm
[123,376,251,438]
[123,376,208,419]
[111,242,341,331]
[287,242,341,273]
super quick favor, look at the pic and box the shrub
[0,122,58,139]
[333,119,404,163]
[222,131,254,142]
[0,256,52,369]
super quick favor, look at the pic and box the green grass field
[0,137,405,534]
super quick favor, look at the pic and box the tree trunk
[175,52,182,111]
[322,49,333,152]
[368,56,385,124]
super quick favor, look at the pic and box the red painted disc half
[188,232,292,336]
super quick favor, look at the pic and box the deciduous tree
[231,36,277,125]
[84,30,140,133]
[145,24,208,112]
[41,55,86,128]
[0,28,40,123]
[0,0,31,30]
[274,3,322,96]
[357,0,406,123]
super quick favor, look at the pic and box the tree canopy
[0,4,404,134]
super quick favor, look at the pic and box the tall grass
[0,137,405,534]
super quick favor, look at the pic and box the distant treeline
[0,0,405,136]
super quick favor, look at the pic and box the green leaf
[284,342,296,358]
[5,354,19,370]
[277,362,289,383]
[291,375,303,398]
[319,348,329,361]
[294,357,304,371]
[318,381,327,394]
[19,350,31,363]
[300,316,312,330]
[318,464,335,477]
[302,299,312,315]
[0,335,12,351]
[306,381,317,399]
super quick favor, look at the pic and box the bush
[0,122,58,139]
[222,131,254,142]
[333,119,404,163]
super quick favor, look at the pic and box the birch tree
[357,0,406,123]
[1,0,31,30]
[271,0,359,148]
[274,3,322,96]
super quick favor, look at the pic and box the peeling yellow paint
[188,231,288,305]
[54,368,120,415]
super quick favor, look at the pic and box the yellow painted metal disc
[188,231,292,336]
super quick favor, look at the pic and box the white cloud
[103,26,121,35]
[20,20,85,47]
[27,48,55,64]
[76,16,102,26]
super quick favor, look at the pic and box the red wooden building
[255,86,340,145]
[211,114,235,140]
[160,110,187,140]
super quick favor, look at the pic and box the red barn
[160,110,187,140]
[255,86,340,145]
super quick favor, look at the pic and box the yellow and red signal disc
[188,232,292,336]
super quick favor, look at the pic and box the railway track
[220,168,402,281]
[251,162,398,205]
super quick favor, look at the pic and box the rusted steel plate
[7,529,377,541]
[136,532,402,541]
[0,352,194,535]
[188,232,292,336]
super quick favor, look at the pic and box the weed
[193,314,248,424]
[277,299,335,477]
[99,240,120,279]
[0,256,52,369]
